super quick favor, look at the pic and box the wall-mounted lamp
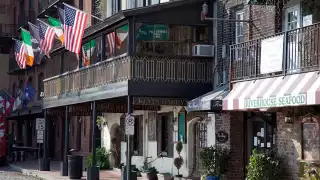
[284,108,294,124]
[201,2,208,21]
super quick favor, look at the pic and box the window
[133,115,143,156]
[37,73,44,100]
[116,24,129,55]
[157,112,173,157]
[0,5,7,14]
[105,31,115,58]
[136,23,209,56]
[92,0,102,25]
[82,36,102,67]
[235,9,244,44]
[302,114,320,161]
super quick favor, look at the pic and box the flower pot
[206,176,219,180]
[157,173,172,180]
[146,172,158,180]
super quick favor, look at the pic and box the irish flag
[21,28,34,67]
[48,16,64,45]
[82,39,96,67]
[116,25,128,49]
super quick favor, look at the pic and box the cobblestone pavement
[0,166,43,180]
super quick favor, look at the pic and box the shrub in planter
[246,149,282,180]
[87,147,110,169]
[143,167,159,180]
[174,142,184,177]
[199,146,229,180]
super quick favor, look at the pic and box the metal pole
[61,106,69,176]
[92,101,97,167]
[126,95,133,180]
[43,110,47,159]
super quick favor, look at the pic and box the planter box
[141,172,158,180]
[157,173,172,180]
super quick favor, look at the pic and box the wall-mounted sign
[244,94,306,109]
[133,97,187,106]
[260,35,284,74]
[210,100,222,111]
[136,24,169,41]
[216,130,228,143]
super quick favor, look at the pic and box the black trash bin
[121,166,137,180]
[68,155,83,179]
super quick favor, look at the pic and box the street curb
[8,163,62,180]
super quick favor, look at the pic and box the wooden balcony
[230,22,320,82]
[43,55,212,106]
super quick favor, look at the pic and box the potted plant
[246,149,282,180]
[173,141,184,177]
[87,147,111,170]
[157,173,172,180]
[141,167,158,180]
[199,146,229,180]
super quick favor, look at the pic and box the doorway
[245,112,276,164]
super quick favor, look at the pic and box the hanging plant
[96,116,107,130]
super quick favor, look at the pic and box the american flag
[38,20,55,56]
[106,32,115,56]
[14,40,27,69]
[64,3,88,54]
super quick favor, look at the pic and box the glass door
[285,5,301,73]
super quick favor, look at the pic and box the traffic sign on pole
[125,114,134,135]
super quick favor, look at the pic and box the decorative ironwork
[43,55,212,98]
[230,23,320,81]
[148,112,157,141]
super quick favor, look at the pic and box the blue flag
[23,83,36,107]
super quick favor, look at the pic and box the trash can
[121,166,137,180]
[68,155,83,179]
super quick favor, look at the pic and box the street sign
[37,130,44,143]
[125,114,134,135]
[36,118,45,131]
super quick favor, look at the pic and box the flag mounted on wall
[21,28,34,66]
[13,39,27,69]
[38,19,56,56]
[48,16,64,45]
[28,22,45,65]
[64,3,88,54]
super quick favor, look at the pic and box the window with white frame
[235,9,244,44]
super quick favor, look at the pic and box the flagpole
[58,4,103,22]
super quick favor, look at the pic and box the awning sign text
[245,94,306,109]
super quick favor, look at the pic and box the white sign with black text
[260,35,284,74]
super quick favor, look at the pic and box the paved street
[0,166,42,180]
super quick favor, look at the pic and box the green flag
[48,16,64,44]
[21,28,34,66]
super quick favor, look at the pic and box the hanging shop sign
[216,130,228,143]
[136,24,169,41]
[244,94,307,109]
[133,97,187,106]
[47,103,161,116]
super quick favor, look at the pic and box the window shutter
[138,116,144,156]
[167,112,174,158]
[156,114,161,157]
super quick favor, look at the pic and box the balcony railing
[230,23,320,82]
[43,55,212,98]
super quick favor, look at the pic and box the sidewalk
[8,160,121,180]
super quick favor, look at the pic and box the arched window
[37,73,44,100]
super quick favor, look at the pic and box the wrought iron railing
[43,55,212,98]
[230,23,320,82]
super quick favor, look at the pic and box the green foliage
[246,149,282,180]
[199,146,229,177]
[176,141,183,155]
[87,147,110,169]
[174,142,184,175]
[96,116,107,130]
[142,166,158,174]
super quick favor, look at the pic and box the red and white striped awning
[223,72,320,110]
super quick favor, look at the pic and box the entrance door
[191,121,207,177]
[246,112,276,164]
[285,5,301,73]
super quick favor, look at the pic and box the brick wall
[216,112,244,180]
[275,112,300,180]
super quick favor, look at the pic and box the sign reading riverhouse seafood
[245,94,306,109]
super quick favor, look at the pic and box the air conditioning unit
[192,44,214,57]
